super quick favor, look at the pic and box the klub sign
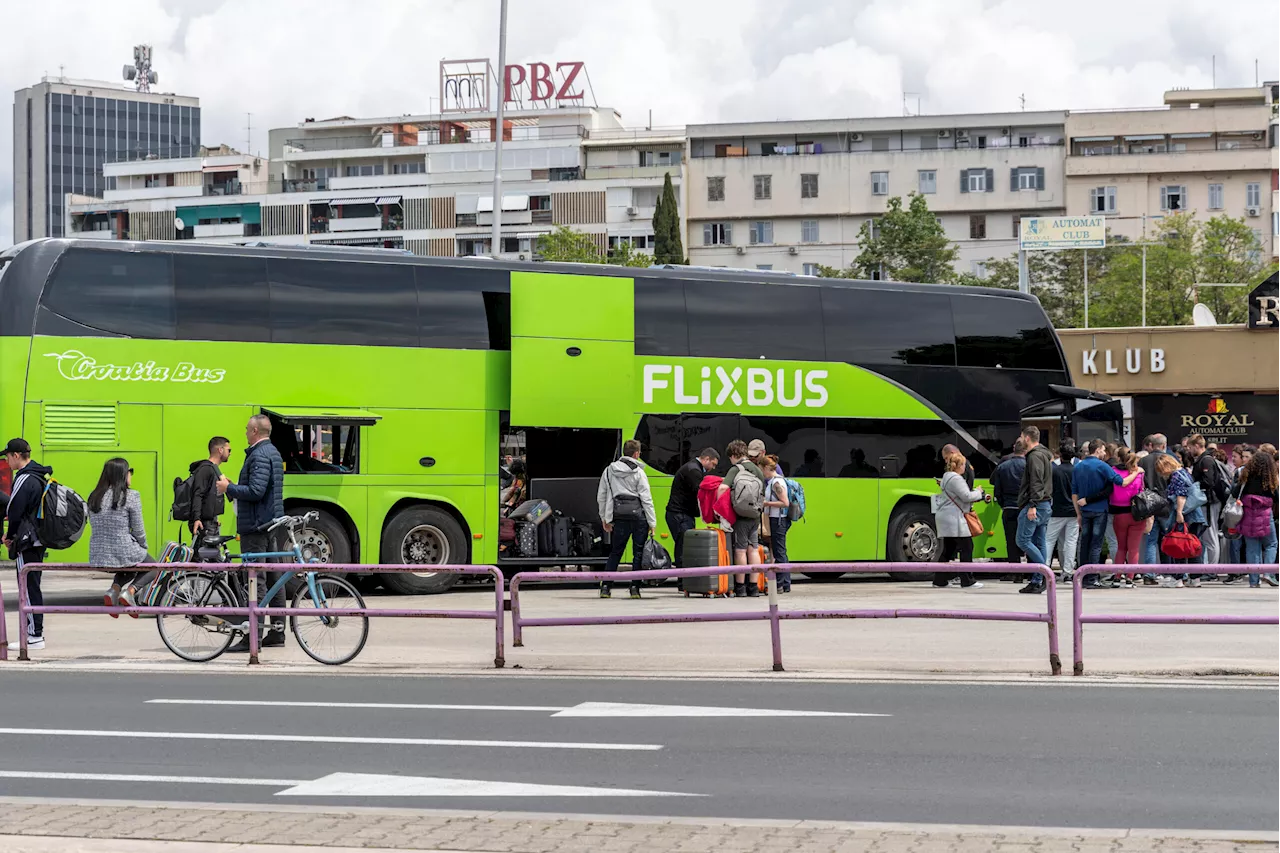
[439,59,590,112]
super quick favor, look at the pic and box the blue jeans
[1244,519,1279,586]
[1141,513,1173,577]
[770,514,792,587]
[1016,501,1051,580]
[1079,511,1108,584]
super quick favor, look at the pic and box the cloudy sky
[3,0,1277,247]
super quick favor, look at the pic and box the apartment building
[684,111,1067,277]
[1065,84,1279,258]
[66,106,683,260]
[14,75,200,240]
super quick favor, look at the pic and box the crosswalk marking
[146,698,887,718]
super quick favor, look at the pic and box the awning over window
[514,231,547,239]
[1124,134,1166,141]
[374,195,402,205]
[330,197,379,206]
[1073,135,1114,142]
[262,407,381,427]
[477,195,530,212]
[455,194,480,214]
[174,203,261,225]
[1170,132,1212,139]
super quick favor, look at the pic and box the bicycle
[155,512,369,665]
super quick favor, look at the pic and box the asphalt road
[0,671,1274,831]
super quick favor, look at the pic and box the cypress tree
[653,172,684,265]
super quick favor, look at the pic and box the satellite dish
[1192,303,1217,326]
[173,217,185,232]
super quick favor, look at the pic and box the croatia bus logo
[44,350,226,384]
[1206,398,1228,415]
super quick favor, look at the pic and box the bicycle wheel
[290,574,369,665]
[156,573,238,663]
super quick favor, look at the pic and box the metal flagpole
[1141,244,1147,327]
[1083,249,1089,329]
[490,0,509,258]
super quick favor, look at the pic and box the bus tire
[887,502,941,580]
[291,507,353,566]
[379,506,465,596]
[801,570,846,582]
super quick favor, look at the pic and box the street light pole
[490,0,509,258]
[1141,244,1147,327]
[1083,248,1089,329]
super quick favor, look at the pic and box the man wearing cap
[747,439,768,468]
[4,438,53,651]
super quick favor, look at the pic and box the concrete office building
[13,76,200,240]
[684,112,1067,276]
[65,105,682,259]
[1064,84,1279,259]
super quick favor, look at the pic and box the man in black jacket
[990,439,1028,573]
[1043,441,1081,587]
[1015,426,1055,593]
[190,436,231,538]
[218,415,286,652]
[665,447,719,568]
[4,438,52,651]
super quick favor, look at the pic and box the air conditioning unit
[1000,127,1011,136]
[1253,131,1264,140]
[1246,206,1261,217]
[625,206,638,217]
[851,132,864,143]
[518,253,527,260]
[955,130,969,140]
[937,129,951,139]
[735,246,746,255]
[788,246,798,255]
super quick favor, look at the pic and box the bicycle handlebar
[266,511,319,533]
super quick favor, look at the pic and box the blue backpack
[785,478,806,522]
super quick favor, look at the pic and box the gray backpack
[729,464,764,519]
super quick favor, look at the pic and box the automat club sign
[44,350,226,383]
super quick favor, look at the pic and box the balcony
[584,164,682,180]
[69,229,118,241]
[103,184,203,202]
[282,125,588,159]
[531,209,553,224]
[193,222,248,238]
[329,172,428,191]
[204,179,242,197]
[328,216,384,233]
[1065,146,1277,177]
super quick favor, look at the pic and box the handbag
[1220,495,1244,530]
[640,535,672,573]
[1183,480,1208,513]
[944,486,985,537]
[1160,522,1203,561]
[1130,488,1169,521]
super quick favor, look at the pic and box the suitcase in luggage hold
[499,517,517,543]
[515,521,538,557]
[681,527,731,597]
[570,522,596,557]
[537,513,573,558]
[509,499,552,525]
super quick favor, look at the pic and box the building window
[1019,136,1031,148]
[1246,182,1261,208]
[1160,185,1186,211]
[756,264,773,271]
[1013,167,1044,191]
[1208,183,1224,210]
[707,176,725,202]
[754,175,772,200]
[1091,186,1117,214]
[918,170,936,194]
[392,161,425,175]
[800,173,818,199]
[1273,211,1279,237]
[971,260,989,279]
[962,169,990,193]
[749,221,774,245]
[869,219,881,240]
[969,215,986,240]
[871,171,889,195]
[1250,229,1263,262]
[802,263,819,276]
[703,222,732,245]
[801,219,819,243]
[344,164,385,177]
[976,135,987,149]
[1012,215,1021,238]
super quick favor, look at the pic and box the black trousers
[933,537,976,586]
[241,529,287,627]
[665,510,696,568]
[603,518,647,587]
[16,548,46,637]
[1001,506,1024,565]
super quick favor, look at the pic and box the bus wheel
[887,503,940,580]
[291,507,352,565]
[801,570,846,582]
[379,506,465,595]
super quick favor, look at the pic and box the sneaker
[1188,578,1202,588]
[960,581,985,589]
[745,583,760,598]
[599,584,612,599]
[1161,578,1185,588]
[261,629,286,648]
[780,583,792,594]
[1143,577,1160,586]
[104,588,120,619]
[1018,583,1044,594]
[1120,578,1135,589]
[1223,575,1242,585]
[118,586,140,619]
[1263,576,1279,588]
[629,585,642,600]
[1083,580,1104,590]
[226,636,252,653]
[733,583,747,598]
[8,636,45,651]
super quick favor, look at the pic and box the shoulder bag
[944,479,985,537]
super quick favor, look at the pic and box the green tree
[822,193,959,283]
[980,233,1130,329]
[606,240,656,268]
[652,172,684,265]
[1195,215,1276,323]
[535,225,603,263]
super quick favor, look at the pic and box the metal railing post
[766,567,784,672]
[17,561,30,662]
[0,579,8,662]
[491,566,505,669]
[247,567,260,666]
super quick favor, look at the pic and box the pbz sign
[503,62,586,105]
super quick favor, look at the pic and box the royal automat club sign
[1248,272,1278,330]
[1132,393,1277,448]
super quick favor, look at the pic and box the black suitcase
[682,528,731,597]
[514,521,538,557]
[537,513,573,558]
[570,522,596,557]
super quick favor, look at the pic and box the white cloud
[2,0,1277,246]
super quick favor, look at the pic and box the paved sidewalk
[0,801,1274,853]
[4,572,1277,677]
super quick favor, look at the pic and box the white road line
[0,728,661,752]
[147,698,888,718]
[276,772,698,798]
[147,699,565,712]
[0,770,299,786]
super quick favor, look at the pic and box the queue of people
[5,416,287,655]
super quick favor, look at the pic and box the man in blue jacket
[218,414,286,652]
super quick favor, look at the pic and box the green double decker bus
[0,238,1112,593]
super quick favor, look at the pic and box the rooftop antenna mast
[1019,93,1026,111]
[902,92,921,116]
[245,112,252,155]
[122,44,158,93]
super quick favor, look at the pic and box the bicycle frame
[233,543,324,613]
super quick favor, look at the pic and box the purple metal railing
[510,562,1060,675]
[0,579,7,662]
[6,562,505,667]
[1072,562,1279,675]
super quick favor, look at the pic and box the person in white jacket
[932,450,990,589]
[596,439,656,599]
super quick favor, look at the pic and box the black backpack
[170,462,211,522]
[34,477,88,550]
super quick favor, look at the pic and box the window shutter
[1106,186,1116,213]
[984,168,994,192]
[960,170,969,193]
[1011,168,1019,192]
[1036,167,1045,191]
[1160,187,1167,210]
